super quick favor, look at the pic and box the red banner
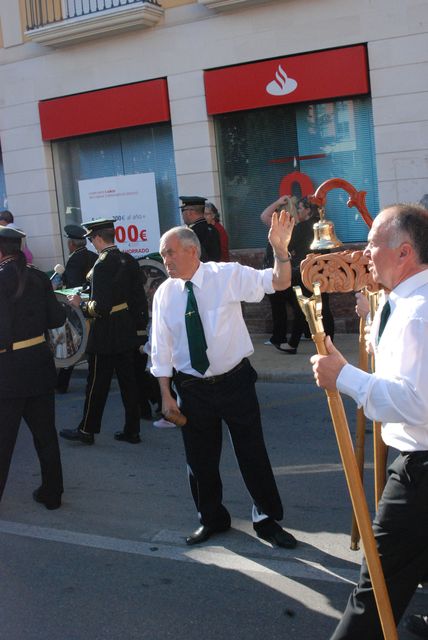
[205,45,369,115]
[39,79,170,141]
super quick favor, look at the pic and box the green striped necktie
[185,281,210,374]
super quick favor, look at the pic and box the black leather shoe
[33,488,62,510]
[404,614,428,638]
[185,524,230,546]
[114,431,141,444]
[59,428,94,445]
[254,520,297,549]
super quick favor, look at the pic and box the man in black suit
[279,197,334,353]
[55,225,98,393]
[180,196,221,262]
[0,226,65,509]
[59,218,148,445]
[62,224,98,289]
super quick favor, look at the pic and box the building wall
[0,0,427,270]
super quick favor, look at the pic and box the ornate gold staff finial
[294,282,324,336]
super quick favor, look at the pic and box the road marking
[0,519,358,587]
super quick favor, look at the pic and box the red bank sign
[39,79,170,141]
[204,45,369,115]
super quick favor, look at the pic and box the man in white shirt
[151,210,298,547]
[311,203,428,639]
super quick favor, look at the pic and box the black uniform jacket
[190,218,221,262]
[0,258,66,398]
[82,246,148,355]
[288,216,319,286]
[63,247,98,288]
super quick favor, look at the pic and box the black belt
[175,358,248,385]
[401,450,428,457]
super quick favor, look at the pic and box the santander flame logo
[266,64,298,96]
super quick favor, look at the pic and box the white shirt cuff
[337,363,370,407]
[263,268,275,294]
[150,364,173,378]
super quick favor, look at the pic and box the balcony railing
[25,0,163,45]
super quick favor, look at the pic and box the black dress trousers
[174,358,283,528]
[0,394,63,501]
[331,451,428,639]
[78,350,140,435]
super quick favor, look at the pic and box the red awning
[204,45,369,115]
[39,78,170,141]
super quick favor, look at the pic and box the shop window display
[52,122,179,257]
[215,97,379,249]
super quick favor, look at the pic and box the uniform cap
[81,218,115,238]
[179,196,207,209]
[64,224,86,240]
[0,226,26,240]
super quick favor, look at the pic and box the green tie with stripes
[185,281,210,374]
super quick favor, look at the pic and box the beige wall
[0,0,427,268]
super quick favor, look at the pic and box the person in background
[204,202,230,262]
[260,195,297,349]
[61,224,98,289]
[0,226,65,510]
[279,196,334,354]
[311,203,428,639]
[59,218,147,446]
[151,211,298,548]
[55,224,98,394]
[180,196,221,262]
[0,209,33,264]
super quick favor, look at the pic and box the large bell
[310,207,343,251]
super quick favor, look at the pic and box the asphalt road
[0,377,423,639]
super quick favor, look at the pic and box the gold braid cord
[301,249,380,294]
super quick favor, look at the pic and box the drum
[138,256,168,315]
[48,290,88,369]
[49,257,167,368]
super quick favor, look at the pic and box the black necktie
[378,300,391,340]
[185,281,210,374]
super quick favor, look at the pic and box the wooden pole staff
[367,291,389,508]
[350,314,369,550]
[294,283,397,640]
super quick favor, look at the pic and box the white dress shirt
[337,269,428,451]
[150,261,274,378]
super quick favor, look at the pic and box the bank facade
[0,0,427,277]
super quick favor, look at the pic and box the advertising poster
[78,173,161,256]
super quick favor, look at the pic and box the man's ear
[399,242,412,259]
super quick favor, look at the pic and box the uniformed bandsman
[55,224,98,393]
[180,196,221,262]
[59,218,148,445]
[0,226,65,509]
[62,224,98,289]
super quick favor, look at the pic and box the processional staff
[302,177,388,550]
[366,288,389,508]
[294,283,397,640]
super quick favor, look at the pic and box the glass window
[215,97,379,248]
[52,123,179,255]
